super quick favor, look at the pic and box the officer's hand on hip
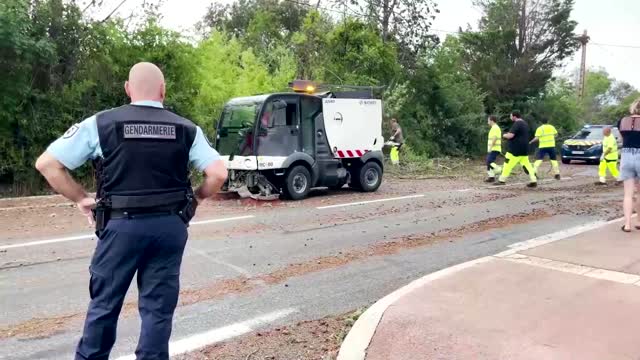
[77,197,96,225]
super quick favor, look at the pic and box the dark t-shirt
[618,116,640,149]
[507,119,530,156]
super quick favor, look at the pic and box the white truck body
[322,98,384,159]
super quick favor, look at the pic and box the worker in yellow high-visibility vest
[485,115,503,182]
[530,117,561,180]
[596,126,620,185]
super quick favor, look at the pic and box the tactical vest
[94,104,197,211]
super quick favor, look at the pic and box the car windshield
[573,128,604,140]
[216,102,262,156]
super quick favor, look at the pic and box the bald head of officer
[126,62,166,103]
[35,62,227,359]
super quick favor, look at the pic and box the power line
[283,0,367,19]
[591,42,640,50]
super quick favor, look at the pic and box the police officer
[530,117,561,180]
[495,111,538,187]
[596,126,620,185]
[35,62,228,360]
[485,115,503,183]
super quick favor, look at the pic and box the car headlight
[588,144,602,151]
[562,144,569,150]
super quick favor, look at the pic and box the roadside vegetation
[1,0,638,196]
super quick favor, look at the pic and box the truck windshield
[217,102,261,156]
[573,128,604,140]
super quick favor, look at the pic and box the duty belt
[93,190,197,234]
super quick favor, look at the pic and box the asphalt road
[0,166,623,360]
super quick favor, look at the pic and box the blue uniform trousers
[75,215,188,360]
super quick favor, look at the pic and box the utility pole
[577,29,590,99]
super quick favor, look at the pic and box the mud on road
[0,165,624,360]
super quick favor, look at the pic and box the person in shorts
[530,117,561,180]
[618,98,640,232]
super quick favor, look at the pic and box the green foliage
[391,37,486,156]
[192,32,296,134]
[0,0,610,195]
[323,19,400,86]
[529,78,580,137]
[461,0,579,112]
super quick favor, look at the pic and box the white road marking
[337,217,615,360]
[190,215,254,226]
[0,215,255,250]
[316,194,425,210]
[0,234,95,250]
[0,193,68,202]
[0,203,74,212]
[456,188,473,192]
[190,247,252,277]
[114,308,297,360]
[484,176,573,189]
[500,253,640,285]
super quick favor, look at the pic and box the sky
[90,0,640,89]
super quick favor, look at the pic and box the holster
[92,202,110,236]
[177,195,198,226]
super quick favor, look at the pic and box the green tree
[323,19,400,85]
[192,32,296,134]
[390,36,486,156]
[460,0,579,112]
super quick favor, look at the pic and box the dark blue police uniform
[47,100,219,360]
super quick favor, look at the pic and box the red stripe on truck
[347,150,354,157]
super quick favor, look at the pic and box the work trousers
[499,153,537,183]
[599,159,620,183]
[75,215,188,360]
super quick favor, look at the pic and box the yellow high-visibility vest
[603,134,619,161]
[488,124,502,152]
[535,124,558,149]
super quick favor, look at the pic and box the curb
[336,217,621,360]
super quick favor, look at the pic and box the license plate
[572,151,585,155]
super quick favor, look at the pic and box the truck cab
[215,85,384,200]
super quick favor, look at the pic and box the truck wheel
[284,165,311,200]
[357,162,383,192]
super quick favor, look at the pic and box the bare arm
[35,152,89,202]
[529,137,539,145]
[35,152,95,223]
[195,159,228,203]
[503,133,515,140]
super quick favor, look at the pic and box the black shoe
[485,177,496,183]
[494,181,506,186]
[555,174,561,180]
[527,182,538,188]
[594,181,606,186]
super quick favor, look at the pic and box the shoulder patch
[63,124,80,139]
